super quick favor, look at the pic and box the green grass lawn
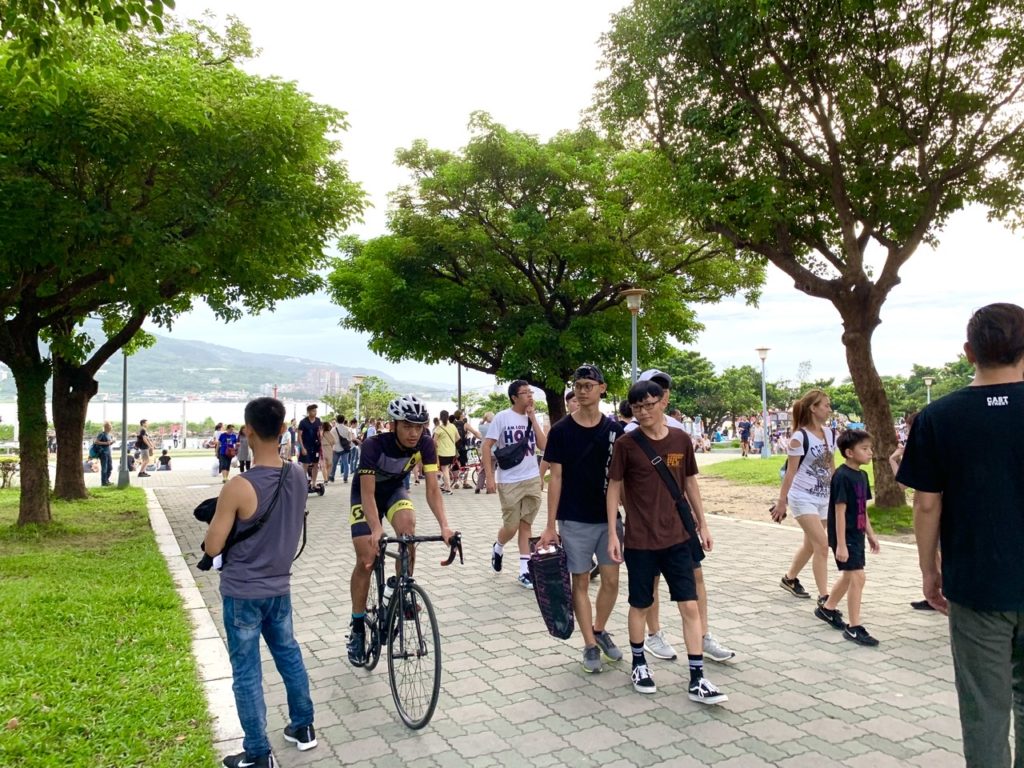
[702,456,914,536]
[0,489,215,768]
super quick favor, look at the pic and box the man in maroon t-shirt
[606,379,727,706]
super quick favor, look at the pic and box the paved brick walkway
[152,462,963,767]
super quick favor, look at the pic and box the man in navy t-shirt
[297,404,322,488]
[897,302,1024,768]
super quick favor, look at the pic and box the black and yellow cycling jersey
[348,431,438,537]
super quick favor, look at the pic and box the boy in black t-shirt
[815,429,881,646]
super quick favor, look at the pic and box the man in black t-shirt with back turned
[897,302,1024,768]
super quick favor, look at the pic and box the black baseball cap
[573,364,605,384]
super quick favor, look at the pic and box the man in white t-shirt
[482,380,548,588]
[329,416,354,484]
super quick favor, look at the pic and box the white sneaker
[702,632,736,663]
[643,630,677,660]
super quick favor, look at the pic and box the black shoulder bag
[195,464,296,571]
[493,420,534,470]
[630,430,698,539]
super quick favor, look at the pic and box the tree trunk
[12,358,53,524]
[840,315,906,508]
[542,387,566,424]
[52,357,97,500]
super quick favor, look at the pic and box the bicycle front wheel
[386,582,441,729]
[470,468,479,487]
[364,567,382,671]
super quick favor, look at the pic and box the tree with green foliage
[0,0,172,92]
[0,20,365,522]
[322,377,399,426]
[330,113,763,423]
[598,0,1024,506]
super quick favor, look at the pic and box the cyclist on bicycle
[346,395,455,667]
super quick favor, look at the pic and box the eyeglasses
[514,389,532,397]
[573,382,597,393]
[631,400,660,413]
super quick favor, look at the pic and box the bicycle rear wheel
[386,582,441,729]
[470,468,479,487]
[364,567,382,671]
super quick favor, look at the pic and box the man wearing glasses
[483,380,548,588]
[626,369,736,665]
[539,364,625,673]
[607,380,728,704]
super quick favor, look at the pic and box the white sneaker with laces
[702,632,736,662]
[631,663,657,694]
[643,630,677,660]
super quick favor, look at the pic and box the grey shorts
[559,519,623,574]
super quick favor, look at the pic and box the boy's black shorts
[834,535,866,571]
[624,541,697,608]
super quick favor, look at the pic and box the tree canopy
[322,376,398,425]
[597,0,1024,505]
[0,19,365,523]
[329,113,763,420]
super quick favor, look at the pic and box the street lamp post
[117,350,130,488]
[351,374,365,424]
[755,347,771,459]
[620,288,649,384]
[923,376,934,404]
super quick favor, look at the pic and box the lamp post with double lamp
[351,374,365,425]
[923,376,934,404]
[755,347,771,459]
[619,288,649,383]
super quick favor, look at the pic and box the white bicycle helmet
[388,395,429,424]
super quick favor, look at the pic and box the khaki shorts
[497,478,542,529]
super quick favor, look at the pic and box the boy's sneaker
[491,544,503,572]
[780,575,810,598]
[283,724,317,751]
[643,630,677,660]
[346,628,366,667]
[702,633,736,662]
[844,625,880,646]
[688,676,728,705]
[631,663,657,694]
[815,605,846,630]
[223,752,273,768]
[517,573,533,589]
[593,630,622,661]
[582,645,603,673]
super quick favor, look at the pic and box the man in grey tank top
[204,397,317,768]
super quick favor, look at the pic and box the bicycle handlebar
[378,532,464,566]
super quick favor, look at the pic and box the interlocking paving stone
[152,458,968,766]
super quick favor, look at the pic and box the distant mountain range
[0,327,455,402]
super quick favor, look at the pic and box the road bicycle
[364,531,464,729]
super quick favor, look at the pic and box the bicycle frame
[364,532,463,729]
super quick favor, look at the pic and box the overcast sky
[158,0,1021,389]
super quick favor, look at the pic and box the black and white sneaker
[780,575,810,598]
[223,751,273,768]
[346,628,366,667]
[491,543,503,572]
[844,625,880,646]
[283,723,317,751]
[631,663,657,694]
[688,676,728,705]
[814,605,847,631]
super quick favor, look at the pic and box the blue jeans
[99,450,112,485]
[222,594,314,758]
[329,450,352,482]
